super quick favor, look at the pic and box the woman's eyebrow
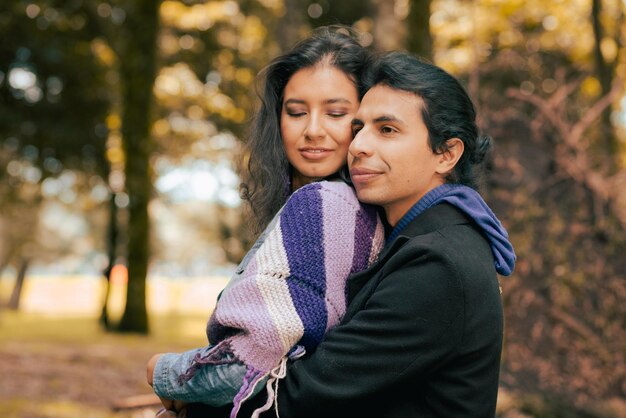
[283,98,306,105]
[283,98,352,105]
[324,98,352,104]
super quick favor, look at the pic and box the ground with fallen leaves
[0,312,207,418]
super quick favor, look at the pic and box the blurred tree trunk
[275,0,309,52]
[591,0,621,171]
[406,0,432,60]
[370,0,407,51]
[0,255,10,307]
[7,258,29,310]
[117,0,161,334]
[100,191,119,330]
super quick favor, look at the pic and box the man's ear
[435,138,464,175]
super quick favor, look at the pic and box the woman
[146,27,385,418]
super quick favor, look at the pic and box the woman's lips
[299,148,333,160]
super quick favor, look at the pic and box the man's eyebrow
[373,114,403,124]
[351,118,364,127]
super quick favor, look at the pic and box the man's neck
[384,183,461,244]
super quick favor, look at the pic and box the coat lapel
[346,203,470,304]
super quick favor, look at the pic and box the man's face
[348,84,445,226]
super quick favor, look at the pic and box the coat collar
[347,203,470,301]
[389,202,470,243]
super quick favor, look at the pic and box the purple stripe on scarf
[351,204,378,274]
[280,183,327,349]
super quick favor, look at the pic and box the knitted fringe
[250,356,288,418]
[229,354,298,418]
[177,339,235,385]
[230,366,267,418]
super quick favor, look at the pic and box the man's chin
[355,188,383,206]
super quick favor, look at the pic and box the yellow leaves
[238,15,267,55]
[257,0,283,13]
[494,0,525,17]
[431,0,607,75]
[436,48,473,75]
[160,0,240,31]
[106,114,121,131]
[235,68,254,86]
[106,146,124,165]
[153,119,171,137]
[499,31,523,48]
[207,92,231,111]
[204,92,246,123]
[541,15,558,31]
[581,76,602,98]
[217,49,234,66]
[430,3,473,39]
[600,37,618,62]
[106,114,124,166]
[154,64,247,127]
[155,63,204,100]
[90,38,116,67]
[106,130,124,165]
[155,71,182,97]
[187,104,205,120]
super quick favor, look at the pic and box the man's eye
[351,126,362,137]
[380,126,396,134]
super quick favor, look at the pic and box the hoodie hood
[387,183,516,276]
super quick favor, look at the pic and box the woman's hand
[147,354,188,416]
[156,399,188,416]
[147,353,163,386]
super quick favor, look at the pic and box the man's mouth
[350,167,383,183]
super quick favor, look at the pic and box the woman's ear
[435,138,464,175]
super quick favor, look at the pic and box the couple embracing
[147,26,516,418]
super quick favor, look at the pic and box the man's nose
[349,129,373,157]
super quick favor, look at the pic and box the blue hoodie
[386,183,516,276]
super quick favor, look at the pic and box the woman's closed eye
[327,108,349,118]
[286,110,307,117]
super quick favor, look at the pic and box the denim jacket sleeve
[152,346,251,405]
[151,216,278,404]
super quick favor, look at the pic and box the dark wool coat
[187,203,504,418]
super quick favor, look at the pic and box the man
[187,51,516,417]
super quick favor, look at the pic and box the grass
[0,310,210,349]
[0,398,154,418]
[0,287,220,418]
[0,273,228,416]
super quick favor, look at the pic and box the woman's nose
[304,113,325,140]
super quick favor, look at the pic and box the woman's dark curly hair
[240,26,370,234]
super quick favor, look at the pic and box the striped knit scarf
[180,181,384,417]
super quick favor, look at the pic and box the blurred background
[1,0,625,417]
